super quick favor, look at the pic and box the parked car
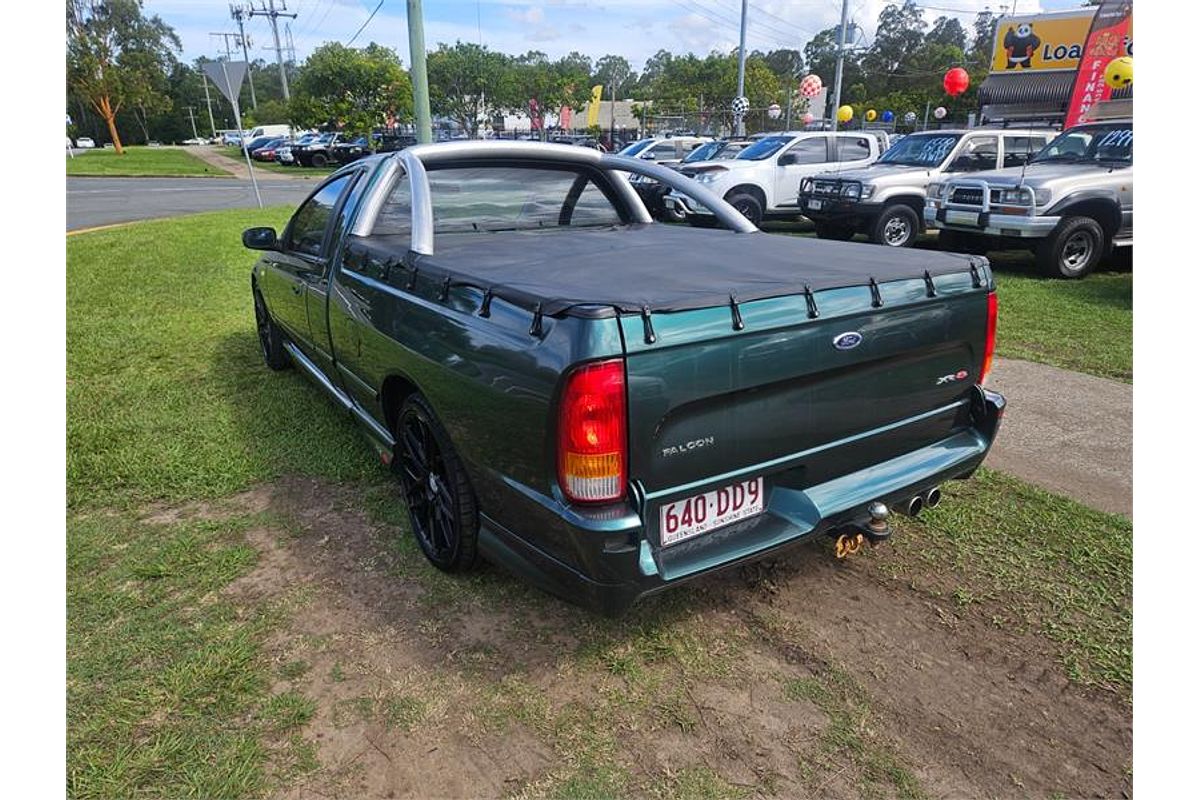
[276,133,319,165]
[251,138,289,161]
[76,136,95,149]
[246,124,292,140]
[665,131,883,227]
[241,135,279,156]
[182,137,211,146]
[329,135,374,165]
[222,131,246,146]
[630,139,753,221]
[926,119,1132,278]
[798,127,1055,247]
[242,141,1004,614]
[292,132,346,167]
[373,132,417,154]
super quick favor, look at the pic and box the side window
[646,142,677,160]
[1003,136,1047,167]
[951,136,998,172]
[286,174,354,257]
[784,137,830,165]
[836,136,871,162]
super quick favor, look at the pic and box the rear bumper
[479,387,1005,615]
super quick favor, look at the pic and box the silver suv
[926,120,1132,278]
[798,128,1054,247]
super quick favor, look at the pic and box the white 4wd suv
[665,131,882,227]
[798,128,1055,247]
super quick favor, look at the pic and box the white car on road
[665,131,883,226]
[76,137,95,149]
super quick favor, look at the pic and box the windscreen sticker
[1097,128,1133,148]
[918,137,957,163]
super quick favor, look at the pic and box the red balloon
[943,67,970,97]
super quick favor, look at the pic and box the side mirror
[778,153,799,166]
[242,226,278,250]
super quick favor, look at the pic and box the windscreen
[684,141,723,163]
[736,136,791,161]
[618,139,655,157]
[1032,123,1132,165]
[878,133,963,166]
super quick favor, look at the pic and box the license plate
[806,199,824,211]
[946,209,980,226]
[659,477,764,547]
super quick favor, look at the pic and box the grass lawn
[237,152,334,178]
[67,146,231,178]
[67,209,1131,797]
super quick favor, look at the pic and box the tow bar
[833,501,892,559]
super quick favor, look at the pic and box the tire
[253,289,291,371]
[310,152,328,168]
[725,191,764,227]
[870,204,921,247]
[394,393,480,573]
[1036,216,1105,278]
[813,220,856,241]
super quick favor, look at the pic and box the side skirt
[281,340,396,454]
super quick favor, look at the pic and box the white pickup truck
[664,131,883,226]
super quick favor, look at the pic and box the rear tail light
[557,359,627,503]
[980,290,998,384]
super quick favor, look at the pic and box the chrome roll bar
[359,141,759,256]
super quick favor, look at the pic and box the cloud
[505,5,546,25]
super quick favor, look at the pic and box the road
[67,176,313,231]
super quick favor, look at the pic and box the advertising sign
[990,9,1131,73]
[1064,1,1134,128]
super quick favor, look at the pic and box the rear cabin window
[375,166,624,235]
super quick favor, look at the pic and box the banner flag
[1064,1,1133,127]
[586,85,603,127]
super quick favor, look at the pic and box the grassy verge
[889,469,1132,692]
[244,156,334,177]
[67,146,231,178]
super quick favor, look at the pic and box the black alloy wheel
[253,289,291,370]
[395,394,479,572]
[725,191,764,227]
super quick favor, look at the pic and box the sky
[146,0,1083,73]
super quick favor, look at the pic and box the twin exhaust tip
[904,486,942,517]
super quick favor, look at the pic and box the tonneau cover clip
[438,275,452,301]
[406,265,418,291]
[478,288,494,318]
[923,270,937,298]
[969,260,982,288]
[729,293,745,332]
[529,303,545,338]
[803,284,819,319]
[640,305,657,345]
[868,277,883,308]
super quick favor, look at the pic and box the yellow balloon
[837,104,854,123]
[866,108,877,122]
[1105,56,1133,90]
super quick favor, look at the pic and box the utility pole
[407,0,433,143]
[831,0,850,131]
[735,0,748,136]
[185,106,199,138]
[249,0,297,101]
[230,4,258,109]
[209,32,242,61]
[201,72,217,136]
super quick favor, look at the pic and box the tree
[290,42,412,133]
[67,0,180,153]
[593,55,636,98]
[968,10,998,71]
[427,42,513,137]
[509,51,592,133]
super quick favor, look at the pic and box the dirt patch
[192,476,1128,799]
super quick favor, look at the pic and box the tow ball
[832,502,892,559]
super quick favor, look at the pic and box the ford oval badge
[832,331,863,351]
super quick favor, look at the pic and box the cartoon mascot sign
[1003,22,1042,68]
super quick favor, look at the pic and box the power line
[347,0,385,46]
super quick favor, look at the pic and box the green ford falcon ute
[243,141,1004,615]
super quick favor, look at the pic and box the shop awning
[979,70,1078,107]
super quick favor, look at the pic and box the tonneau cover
[345,224,986,317]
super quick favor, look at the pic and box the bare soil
[178,476,1130,799]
